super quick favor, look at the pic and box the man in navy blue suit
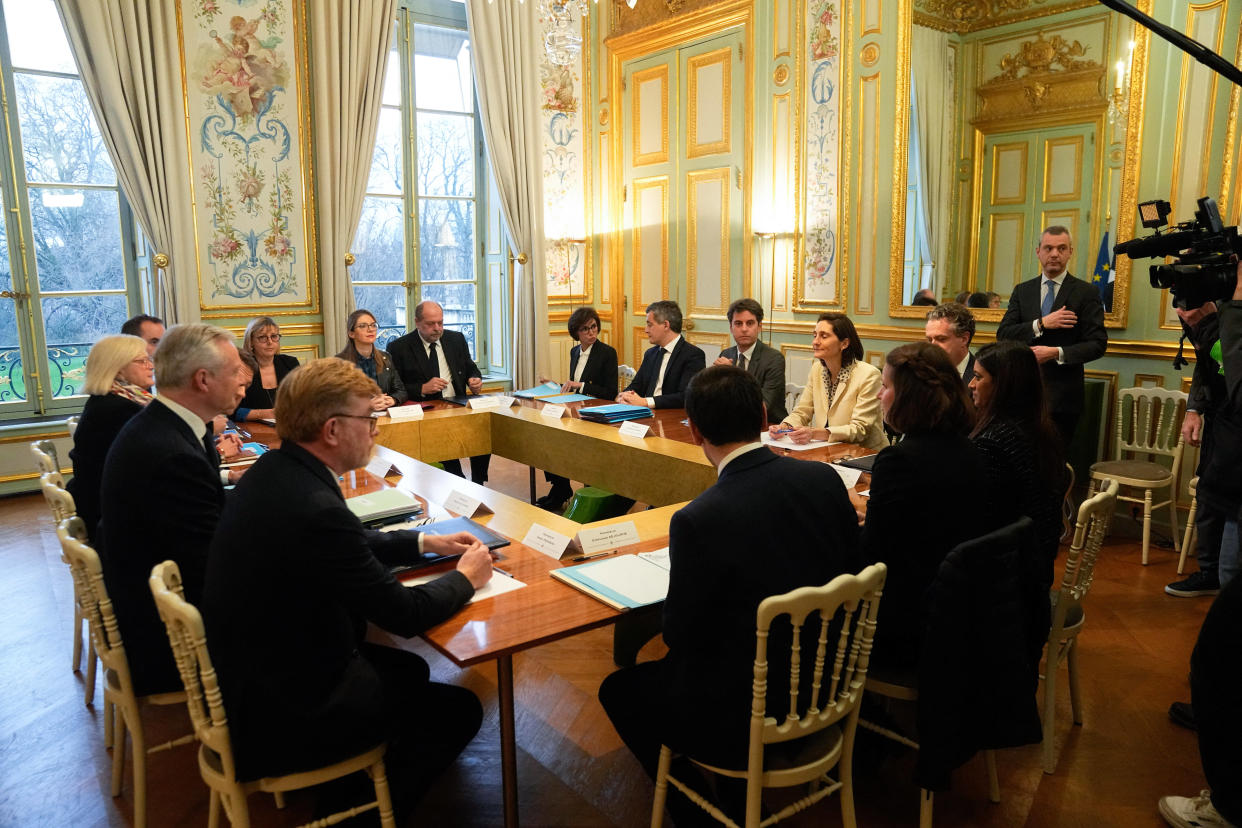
[617,300,706,409]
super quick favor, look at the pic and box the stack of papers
[513,381,562,398]
[578,403,653,423]
[221,441,269,467]
[345,488,424,527]
[550,550,671,610]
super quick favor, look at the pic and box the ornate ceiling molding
[913,0,1096,34]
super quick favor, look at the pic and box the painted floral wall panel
[803,0,841,304]
[181,0,316,312]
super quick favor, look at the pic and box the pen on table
[571,550,616,563]
[493,565,514,578]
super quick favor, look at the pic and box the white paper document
[637,546,671,570]
[760,432,839,451]
[402,569,526,603]
[571,555,670,605]
[830,463,863,489]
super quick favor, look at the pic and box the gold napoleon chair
[1042,478,1119,773]
[651,563,887,828]
[56,518,194,828]
[39,470,97,706]
[148,560,397,828]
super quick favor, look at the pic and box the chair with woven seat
[1178,476,1199,575]
[148,560,397,828]
[40,471,96,703]
[1088,386,1187,565]
[1042,478,1119,773]
[56,518,194,828]
[651,563,887,828]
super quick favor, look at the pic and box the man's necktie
[203,427,218,468]
[428,341,442,395]
[1041,279,1056,317]
[738,353,747,371]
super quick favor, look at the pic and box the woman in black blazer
[236,316,299,421]
[67,334,154,543]
[538,306,619,510]
[335,309,408,409]
[861,342,991,670]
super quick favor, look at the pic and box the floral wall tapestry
[802,0,841,304]
[181,0,315,312]
[539,5,589,303]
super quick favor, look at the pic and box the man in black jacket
[204,357,492,813]
[388,300,490,483]
[617,300,706,409]
[997,226,1108,446]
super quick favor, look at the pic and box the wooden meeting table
[234,397,872,827]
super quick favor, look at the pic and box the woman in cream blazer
[771,312,887,450]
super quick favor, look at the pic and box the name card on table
[617,421,650,438]
[540,403,568,420]
[387,404,424,421]
[494,395,516,409]
[522,523,573,559]
[468,396,503,410]
[365,454,401,480]
[829,463,863,489]
[442,489,494,518]
[576,520,640,556]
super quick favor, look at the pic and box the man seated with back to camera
[599,365,860,826]
[204,358,494,818]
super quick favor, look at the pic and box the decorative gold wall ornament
[975,62,1105,124]
[861,43,880,67]
[774,64,790,85]
[990,32,1097,80]
[913,0,1095,35]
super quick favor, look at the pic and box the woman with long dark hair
[335,309,408,410]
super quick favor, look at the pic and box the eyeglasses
[353,322,379,331]
[330,411,382,434]
[255,333,281,343]
[130,355,153,366]
[578,323,599,333]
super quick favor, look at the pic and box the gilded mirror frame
[887,0,1150,328]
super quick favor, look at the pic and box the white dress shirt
[648,334,682,407]
[420,334,454,387]
[1032,272,1067,364]
[573,344,592,384]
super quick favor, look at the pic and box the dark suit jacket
[996,274,1107,415]
[99,398,225,696]
[623,336,706,409]
[337,348,409,405]
[719,340,787,423]
[238,352,299,411]
[655,447,860,764]
[861,432,992,671]
[203,441,474,781]
[67,393,144,544]
[387,329,481,401]
[569,340,619,399]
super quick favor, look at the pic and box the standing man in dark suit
[714,298,787,423]
[925,301,977,384]
[388,299,490,484]
[98,323,245,695]
[617,300,705,409]
[204,358,493,817]
[599,365,860,824]
[997,225,1108,446]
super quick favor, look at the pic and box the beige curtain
[912,24,954,298]
[308,0,397,356]
[465,0,549,387]
[55,0,197,323]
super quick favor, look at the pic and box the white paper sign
[442,489,494,518]
[575,520,640,555]
[387,404,424,421]
[830,463,863,489]
[540,403,567,419]
[468,396,503,410]
[365,454,400,479]
[495,395,516,408]
[522,523,573,559]
[617,421,650,438]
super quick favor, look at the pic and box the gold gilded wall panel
[687,47,732,158]
[632,65,670,166]
[990,142,1029,205]
[686,168,730,315]
[1043,135,1084,201]
[863,0,882,35]
[774,0,792,58]
[854,72,880,315]
[632,177,670,307]
[985,213,1025,294]
[1169,1,1226,221]
[771,91,793,312]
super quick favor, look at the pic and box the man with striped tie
[714,298,787,424]
[997,225,1108,448]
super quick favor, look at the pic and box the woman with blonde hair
[236,316,298,421]
[335,309,408,409]
[68,334,155,542]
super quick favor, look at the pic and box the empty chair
[651,563,887,828]
[148,560,396,828]
[1042,478,1119,773]
[1088,386,1187,565]
[56,518,193,828]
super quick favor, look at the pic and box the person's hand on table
[561,380,583,393]
[371,394,395,411]
[453,539,494,590]
[216,432,244,457]
[422,377,449,396]
[467,376,483,393]
[617,390,644,406]
[785,426,816,445]
[424,530,481,558]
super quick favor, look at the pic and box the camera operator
[1159,261,1242,828]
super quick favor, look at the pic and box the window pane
[414,25,472,113]
[416,112,474,197]
[382,35,401,107]
[418,200,474,281]
[3,0,76,74]
[29,188,125,292]
[352,285,407,350]
[15,74,116,186]
[421,282,476,358]
[352,197,406,283]
[0,189,23,402]
[368,107,403,195]
[42,294,128,398]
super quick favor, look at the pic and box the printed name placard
[617,421,650,438]
[575,520,640,555]
[540,403,567,419]
[494,395,516,408]
[442,489,494,518]
[468,396,503,410]
[365,454,400,479]
[387,404,424,421]
[522,523,573,559]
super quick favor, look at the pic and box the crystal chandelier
[542,0,588,67]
